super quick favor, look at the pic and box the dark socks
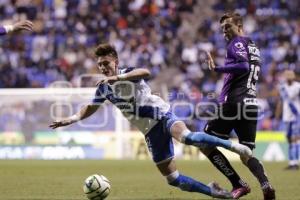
[247,157,269,187]
[207,148,244,189]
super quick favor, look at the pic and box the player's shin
[297,140,300,162]
[166,170,211,196]
[204,148,246,189]
[288,142,298,166]
[292,142,299,165]
[181,131,232,149]
[247,157,269,186]
[181,131,252,157]
[246,157,276,199]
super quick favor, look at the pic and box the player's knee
[165,171,191,191]
[166,170,180,186]
[240,155,250,165]
[240,145,253,165]
[170,121,189,142]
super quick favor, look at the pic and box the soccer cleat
[231,184,251,199]
[284,165,299,170]
[230,142,253,157]
[208,182,233,199]
[262,185,276,200]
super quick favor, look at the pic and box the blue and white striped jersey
[279,81,300,122]
[92,67,170,134]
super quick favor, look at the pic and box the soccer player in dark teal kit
[204,12,275,199]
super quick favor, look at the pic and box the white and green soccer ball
[83,174,111,200]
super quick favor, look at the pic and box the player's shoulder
[118,66,135,74]
[228,36,250,59]
[96,83,112,94]
[228,36,249,53]
[231,36,253,48]
[119,66,142,83]
[294,81,300,88]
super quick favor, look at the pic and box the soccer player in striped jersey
[50,43,254,199]
[204,12,275,199]
[276,70,300,170]
[0,20,33,35]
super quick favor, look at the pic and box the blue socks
[288,144,293,162]
[298,142,300,161]
[183,132,232,149]
[169,174,211,196]
[295,143,299,162]
[288,142,299,165]
[288,142,300,166]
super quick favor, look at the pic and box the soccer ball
[83,174,111,200]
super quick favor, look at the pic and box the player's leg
[235,105,275,200]
[297,122,300,167]
[198,104,251,198]
[201,120,250,198]
[285,121,300,170]
[156,158,231,198]
[170,121,251,157]
[296,118,300,166]
[297,136,300,167]
[165,108,250,197]
[162,110,252,156]
[144,120,231,198]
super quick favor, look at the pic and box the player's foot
[230,142,252,157]
[262,184,275,200]
[231,184,251,199]
[208,182,232,199]
[284,165,299,170]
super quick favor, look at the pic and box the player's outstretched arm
[0,20,33,35]
[49,104,100,129]
[206,51,249,74]
[97,68,151,85]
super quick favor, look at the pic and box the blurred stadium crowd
[0,0,300,136]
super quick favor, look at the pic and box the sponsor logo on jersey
[250,55,260,61]
[243,98,258,105]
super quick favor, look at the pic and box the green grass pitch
[0,160,299,200]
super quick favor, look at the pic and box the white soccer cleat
[208,182,233,199]
[230,142,252,157]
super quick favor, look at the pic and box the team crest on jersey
[234,42,247,58]
[234,42,245,50]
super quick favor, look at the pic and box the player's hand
[12,20,34,32]
[49,119,73,129]
[206,51,216,70]
[96,75,119,86]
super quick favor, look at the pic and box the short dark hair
[95,43,118,59]
[220,12,243,27]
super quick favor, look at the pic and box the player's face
[221,18,241,41]
[284,70,296,83]
[97,56,118,76]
